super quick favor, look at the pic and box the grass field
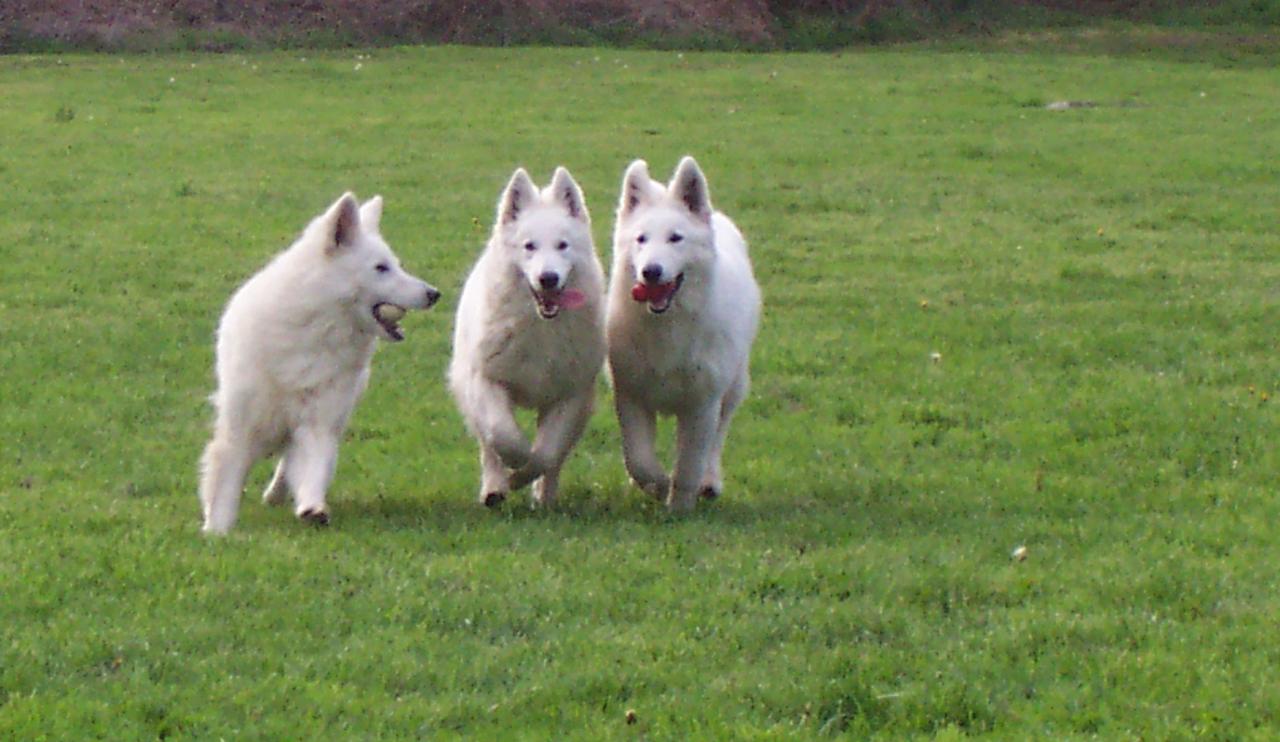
[2,36,1279,738]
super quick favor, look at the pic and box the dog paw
[532,479,558,507]
[666,489,698,514]
[488,436,532,472]
[630,472,670,501]
[201,521,230,536]
[482,491,506,509]
[262,485,289,506]
[508,461,546,492]
[297,507,330,526]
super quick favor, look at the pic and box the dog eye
[669,232,684,244]
[557,240,569,251]
[523,241,536,252]
[637,234,648,244]
[374,263,391,274]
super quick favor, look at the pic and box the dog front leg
[287,426,339,525]
[512,391,594,506]
[669,403,720,513]
[615,392,668,499]
[465,378,532,472]
[478,444,509,508]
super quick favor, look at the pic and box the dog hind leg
[200,434,253,534]
[262,456,290,505]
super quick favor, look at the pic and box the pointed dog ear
[550,166,589,223]
[498,168,538,226]
[618,159,652,218]
[359,195,383,233]
[323,192,361,255]
[669,156,712,223]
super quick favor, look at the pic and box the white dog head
[614,156,716,315]
[309,192,440,342]
[494,166,595,320]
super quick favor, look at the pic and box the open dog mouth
[531,286,563,319]
[372,302,407,341]
[631,273,684,314]
[530,286,587,320]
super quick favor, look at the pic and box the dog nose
[641,264,663,284]
[538,271,560,290]
[424,286,441,308]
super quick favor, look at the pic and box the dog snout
[538,271,561,291]
[423,284,441,308]
[641,264,664,284]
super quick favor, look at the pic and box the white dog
[199,193,440,534]
[449,167,605,508]
[606,157,761,512]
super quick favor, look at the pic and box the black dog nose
[538,272,560,290]
[641,264,663,283]
[424,286,441,307]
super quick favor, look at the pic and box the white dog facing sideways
[606,156,761,513]
[199,192,441,534]
[449,167,606,509]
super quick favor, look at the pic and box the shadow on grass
[305,471,935,547]
[335,484,774,530]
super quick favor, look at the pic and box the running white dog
[199,193,440,534]
[606,157,761,512]
[449,167,606,508]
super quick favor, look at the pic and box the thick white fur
[449,167,606,507]
[606,157,761,512]
[199,193,440,534]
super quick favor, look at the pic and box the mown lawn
[1,37,1278,738]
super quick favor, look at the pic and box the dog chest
[611,325,736,411]
[480,313,603,408]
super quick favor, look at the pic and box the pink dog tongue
[560,289,586,310]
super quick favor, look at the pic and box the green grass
[2,37,1279,738]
